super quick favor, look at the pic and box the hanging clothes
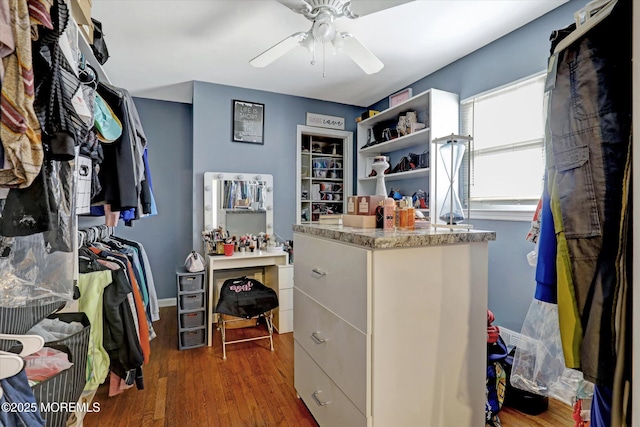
[77,270,111,391]
[546,0,631,388]
[0,0,44,189]
[78,251,145,385]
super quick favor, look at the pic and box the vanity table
[203,172,293,347]
[206,251,292,346]
[292,224,496,427]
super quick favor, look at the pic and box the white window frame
[461,72,546,222]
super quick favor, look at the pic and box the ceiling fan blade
[341,34,383,74]
[276,0,312,14]
[346,0,415,18]
[250,33,305,68]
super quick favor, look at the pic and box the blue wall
[366,0,589,330]
[191,81,362,248]
[115,0,590,318]
[81,98,194,300]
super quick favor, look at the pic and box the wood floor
[85,307,574,427]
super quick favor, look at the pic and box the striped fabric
[0,302,66,350]
[27,0,53,29]
[0,0,43,188]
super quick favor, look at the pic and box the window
[461,73,546,219]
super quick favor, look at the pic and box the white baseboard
[158,298,177,307]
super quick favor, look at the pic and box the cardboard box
[319,214,343,225]
[70,0,94,43]
[70,0,92,25]
[343,214,377,228]
[220,314,259,329]
[357,196,385,216]
[361,110,380,120]
[347,196,358,215]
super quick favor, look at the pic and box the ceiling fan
[250,0,414,75]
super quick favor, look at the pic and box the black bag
[91,19,110,65]
[215,277,278,319]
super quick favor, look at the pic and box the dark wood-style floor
[85,307,574,427]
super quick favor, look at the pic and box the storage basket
[180,328,205,349]
[31,312,91,427]
[0,301,67,350]
[180,293,204,311]
[178,274,204,292]
[180,311,205,329]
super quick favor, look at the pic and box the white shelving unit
[296,125,353,224]
[356,89,459,223]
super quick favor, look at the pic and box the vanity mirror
[203,172,273,236]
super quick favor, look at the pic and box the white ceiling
[91,0,568,107]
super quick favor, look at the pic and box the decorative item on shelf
[390,155,416,174]
[389,88,413,108]
[417,149,429,169]
[397,115,407,136]
[361,110,380,120]
[371,156,390,197]
[432,134,473,229]
[388,188,402,200]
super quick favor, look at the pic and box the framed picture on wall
[389,88,413,108]
[232,100,264,144]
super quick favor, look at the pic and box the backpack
[215,277,278,319]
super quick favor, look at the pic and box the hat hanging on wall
[94,94,122,143]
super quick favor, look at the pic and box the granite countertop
[292,224,496,249]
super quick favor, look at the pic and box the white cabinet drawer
[294,342,367,427]
[275,309,293,334]
[279,288,293,311]
[294,234,369,333]
[294,288,367,414]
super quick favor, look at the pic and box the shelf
[359,128,431,154]
[359,89,430,127]
[310,178,343,182]
[359,167,430,182]
[302,151,343,158]
[310,200,343,204]
[313,168,343,170]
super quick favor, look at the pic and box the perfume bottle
[383,198,395,230]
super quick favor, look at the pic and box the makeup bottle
[375,201,385,229]
[383,198,395,230]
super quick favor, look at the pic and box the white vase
[372,157,389,197]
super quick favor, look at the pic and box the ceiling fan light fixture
[299,32,315,52]
[311,13,336,42]
[331,32,344,53]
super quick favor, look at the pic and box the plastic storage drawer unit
[180,311,205,329]
[180,293,204,311]
[180,328,206,349]
[179,274,204,292]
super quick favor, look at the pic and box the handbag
[184,251,205,272]
[91,19,110,65]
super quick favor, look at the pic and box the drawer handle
[310,331,326,344]
[311,268,326,277]
[311,391,331,407]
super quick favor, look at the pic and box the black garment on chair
[215,277,278,319]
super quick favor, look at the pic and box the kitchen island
[292,224,496,427]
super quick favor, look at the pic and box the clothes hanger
[0,334,45,357]
[553,0,617,54]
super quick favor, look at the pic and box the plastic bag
[509,299,589,406]
[24,347,73,383]
[184,251,205,272]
